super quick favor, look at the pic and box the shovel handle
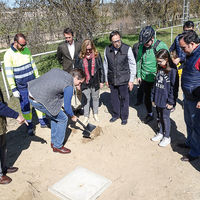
[76,119,87,129]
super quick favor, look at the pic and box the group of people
[1,21,200,184]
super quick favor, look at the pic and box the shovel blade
[82,123,96,138]
[82,130,91,138]
[86,123,96,132]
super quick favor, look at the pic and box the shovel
[76,119,96,138]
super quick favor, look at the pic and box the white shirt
[67,40,75,59]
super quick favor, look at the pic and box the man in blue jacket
[178,30,200,162]
[0,88,27,184]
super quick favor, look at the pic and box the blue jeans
[184,98,200,157]
[29,98,68,149]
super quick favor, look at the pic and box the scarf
[83,52,95,84]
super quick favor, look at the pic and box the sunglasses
[112,39,121,44]
[17,41,27,47]
[86,48,92,52]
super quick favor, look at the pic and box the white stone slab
[48,166,112,200]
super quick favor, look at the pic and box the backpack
[152,40,160,55]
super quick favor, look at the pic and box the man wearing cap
[137,26,168,124]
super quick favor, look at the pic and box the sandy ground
[0,86,200,200]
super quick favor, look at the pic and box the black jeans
[157,107,171,138]
[110,84,129,120]
[136,84,144,103]
[141,80,154,114]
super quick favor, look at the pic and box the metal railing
[155,21,200,45]
[0,49,57,100]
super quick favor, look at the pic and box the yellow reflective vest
[4,44,39,92]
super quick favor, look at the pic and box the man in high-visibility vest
[4,33,48,135]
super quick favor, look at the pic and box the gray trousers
[0,134,7,177]
[82,88,100,117]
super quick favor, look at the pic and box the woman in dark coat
[75,39,104,122]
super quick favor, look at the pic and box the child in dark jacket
[151,49,179,147]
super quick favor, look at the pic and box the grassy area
[34,54,61,74]
[155,26,183,47]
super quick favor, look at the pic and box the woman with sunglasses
[151,49,179,147]
[75,39,104,123]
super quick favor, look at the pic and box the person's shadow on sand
[129,85,154,127]
[130,86,200,171]
[99,91,112,115]
[6,124,47,167]
[100,86,152,122]
[170,119,200,172]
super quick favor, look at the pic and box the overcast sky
[2,0,15,7]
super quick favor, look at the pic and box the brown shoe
[51,143,53,148]
[53,146,71,154]
[6,167,18,174]
[181,154,198,162]
[0,175,12,184]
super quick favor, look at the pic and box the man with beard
[178,30,200,162]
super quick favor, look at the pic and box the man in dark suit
[57,28,81,72]
[57,28,82,113]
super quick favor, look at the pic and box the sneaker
[151,133,163,142]
[94,114,99,122]
[83,117,89,123]
[144,114,154,124]
[159,137,171,147]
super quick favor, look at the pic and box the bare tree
[0,0,199,51]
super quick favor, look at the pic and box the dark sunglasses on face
[17,41,27,47]
[112,39,121,44]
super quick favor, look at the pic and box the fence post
[0,62,10,101]
[171,26,173,44]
